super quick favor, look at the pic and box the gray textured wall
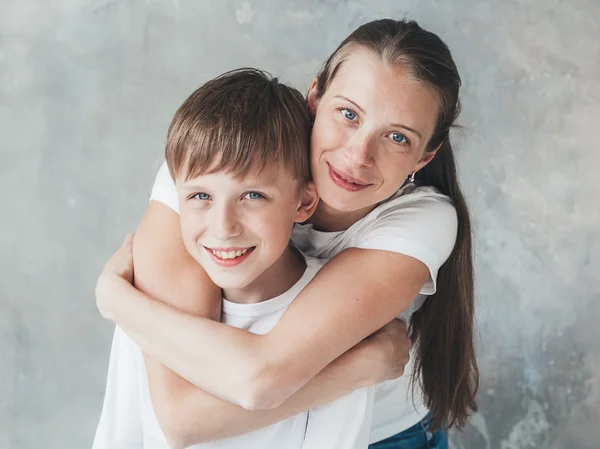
[1,1,598,448]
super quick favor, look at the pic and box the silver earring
[407,172,416,183]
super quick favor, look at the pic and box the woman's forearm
[154,343,375,449]
[100,247,427,410]
[97,202,299,410]
[122,201,225,444]
[105,277,280,409]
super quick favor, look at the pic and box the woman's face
[308,46,441,216]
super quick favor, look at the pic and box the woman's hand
[95,234,135,320]
[353,318,411,385]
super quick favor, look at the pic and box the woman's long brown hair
[314,18,479,430]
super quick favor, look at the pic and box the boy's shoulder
[282,252,326,302]
[291,254,326,294]
[297,250,327,276]
[307,254,327,269]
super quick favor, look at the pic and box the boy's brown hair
[166,68,311,186]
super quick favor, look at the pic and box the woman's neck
[308,200,376,232]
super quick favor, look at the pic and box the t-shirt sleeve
[354,192,458,295]
[301,387,374,449]
[150,161,180,213]
[92,326,143,449]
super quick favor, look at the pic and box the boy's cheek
[179,213,201,244]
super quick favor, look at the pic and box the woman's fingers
[123,232,134,247]
[95,234,135,320]
[103,233,135,284]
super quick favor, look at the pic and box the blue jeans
[368,415,448,449]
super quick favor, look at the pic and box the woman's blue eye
[390,132,408,144]
[193,192,211,200]
[244,192,264,200]
[340,108,357,121]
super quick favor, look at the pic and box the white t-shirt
[93,256,374,449]
[149,161,458,443]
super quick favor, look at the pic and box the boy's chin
[205,272,251,291]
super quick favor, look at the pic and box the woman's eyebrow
[390,122,422,139]
[333,95,365,114]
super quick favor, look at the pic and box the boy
[93,69,372,449]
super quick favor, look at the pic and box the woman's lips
[327,163,371,192]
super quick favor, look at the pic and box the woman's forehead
[326,47,440,138]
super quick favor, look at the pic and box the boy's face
[176,164,314,291]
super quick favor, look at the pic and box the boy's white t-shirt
[148,162,458,443]
[93,257,374,449]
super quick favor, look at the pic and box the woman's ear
[413,142,443,173]
[307,78,319,119]
[295,181,319,224]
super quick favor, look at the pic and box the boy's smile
[205,246,255,266]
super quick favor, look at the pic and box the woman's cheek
[380,152,413,187]
[315,116,344,150]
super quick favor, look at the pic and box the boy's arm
[92,326,143,449]
[301,387,374,449]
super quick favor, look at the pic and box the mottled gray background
[1,0,598,448]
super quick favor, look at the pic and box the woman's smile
[327,163,372,192]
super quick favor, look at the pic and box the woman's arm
[97,205,411,446]
[156,319,408,448]
[121,201,223,435]
[97,236,428,410]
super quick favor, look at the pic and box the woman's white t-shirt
[150,162,458,443]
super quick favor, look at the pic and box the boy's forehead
[248,163,285,184]
[177,161,292,188]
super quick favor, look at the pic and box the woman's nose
[344,132,375,167]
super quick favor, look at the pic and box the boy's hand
[354,319,411,385]
[95,234,135,320]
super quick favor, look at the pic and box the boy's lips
[204,246,255,267]
[327,163,371,192]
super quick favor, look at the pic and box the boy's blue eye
[340,108,357,121]
[192,192,211,200]
[244,192,264,200]
[389,132,408,144]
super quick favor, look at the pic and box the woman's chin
[319,192,370,215]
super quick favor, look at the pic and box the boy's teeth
[211,248,249,259]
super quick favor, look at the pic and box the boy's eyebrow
[178,179,278,191]
[239,182,277,190]
[334,95,422,139]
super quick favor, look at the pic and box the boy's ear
[307,78,319,119]
[295,181,319,224]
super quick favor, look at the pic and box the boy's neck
[222,246,306,304]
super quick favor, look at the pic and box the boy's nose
[211,204,243,240]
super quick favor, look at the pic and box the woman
[96,18,478,449]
